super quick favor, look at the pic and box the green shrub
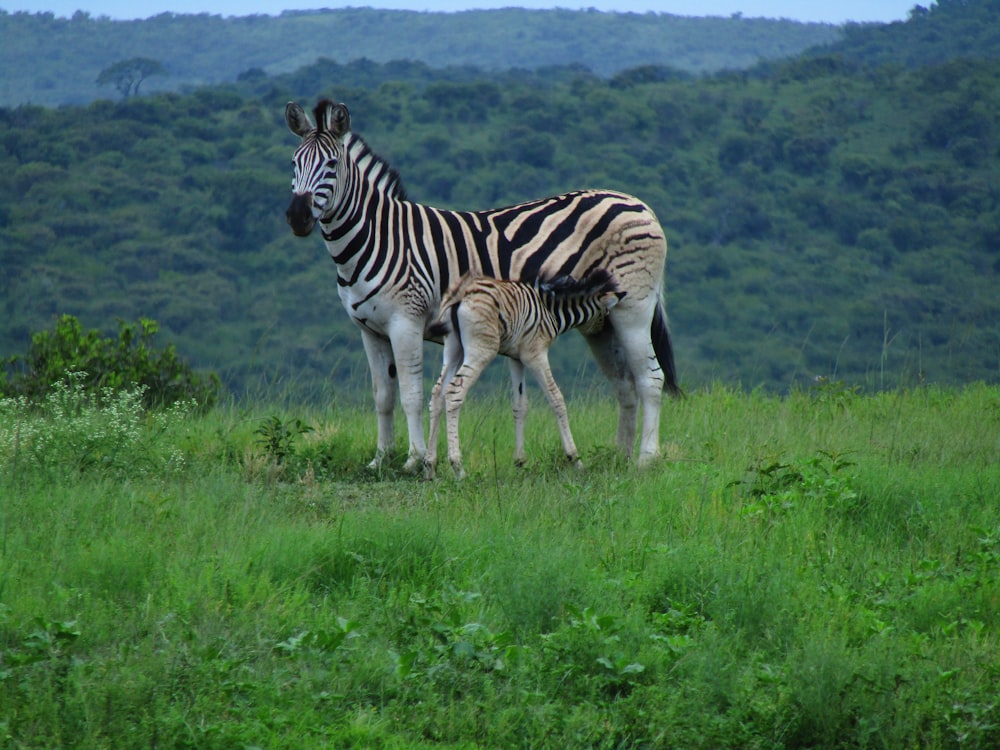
[1,314,220,410]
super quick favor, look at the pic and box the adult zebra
[285,98,679,471]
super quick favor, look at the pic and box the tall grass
[1,382,998,748]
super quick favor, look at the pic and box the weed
[0,373,193,481]
[254,414,314,465]
[732,449,863,522]
[540,605,649,699]
[3,616,80,668]
[808,376,861,410]
[274,617,361,657]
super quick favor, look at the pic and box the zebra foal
[425,270,622,479]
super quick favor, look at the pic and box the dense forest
[0,7,842,108]
[2,0,999,398]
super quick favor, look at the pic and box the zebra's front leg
[360,329,398,469]
[388,321,428,473]
[508,359,529,467]
[443,373,471,480]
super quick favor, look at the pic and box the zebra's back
[419,189,665,304]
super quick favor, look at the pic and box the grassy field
[2,380,999,748]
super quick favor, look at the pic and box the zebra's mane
[345,132,408,202]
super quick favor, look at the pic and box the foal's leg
[507,358,528,467]
[444,340,496,479]
[426,334,464,479]
[523,349,583,470]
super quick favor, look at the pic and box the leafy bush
[1,314,220,410]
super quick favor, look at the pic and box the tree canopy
[96,58,167,99]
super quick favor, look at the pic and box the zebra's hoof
[367,450,389,471]
[402,455,423,474]
[636,451,660,469]
[423,458,437,480]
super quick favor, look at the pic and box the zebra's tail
[430,272,481,341]
[652,301,683,397]
[428,300,461,341]
[428,319,451,340]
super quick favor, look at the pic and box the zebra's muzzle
[286,193,317,237]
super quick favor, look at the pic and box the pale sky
[3,1,921,25]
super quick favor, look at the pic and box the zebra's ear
[319,102,351,138]
[603,290,627,311]
[285,102,313,137]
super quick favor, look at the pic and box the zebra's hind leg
[583,327,638,459]
[425,373,444,480]
[614,310,666,466]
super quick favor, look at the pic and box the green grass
[2,382,999,748]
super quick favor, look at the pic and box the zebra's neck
[547,293,605,335]
[319,134,408,269]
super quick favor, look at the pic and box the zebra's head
[284,99,351,237]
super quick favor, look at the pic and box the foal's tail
[652,301,682,397]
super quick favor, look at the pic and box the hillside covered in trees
[806,0,1000,68]
[0,7,841,108]
[2,0,999,397]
